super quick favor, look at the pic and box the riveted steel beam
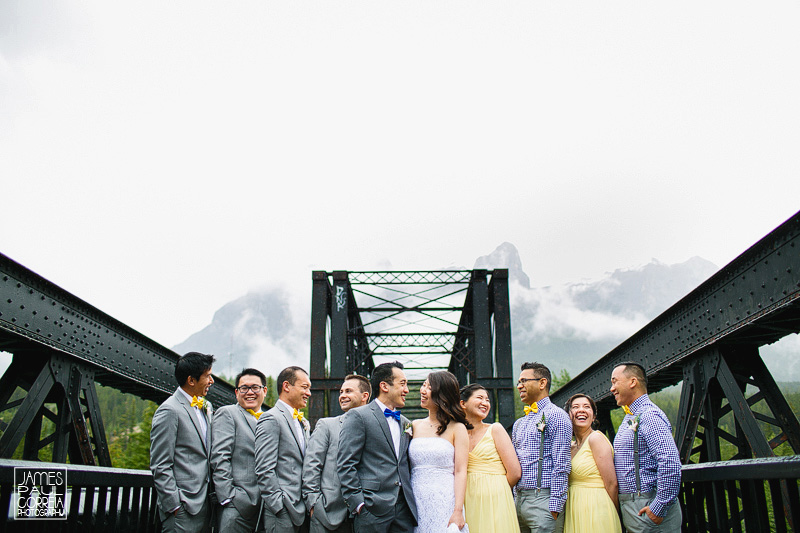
[0,252,237,409]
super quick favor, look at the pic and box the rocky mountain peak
[473,242,531,289]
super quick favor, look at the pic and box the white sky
[2,1,799,350]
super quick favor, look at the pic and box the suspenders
[633,427,641,495]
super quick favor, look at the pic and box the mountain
[173,243,800,381]
[473,245,721,376]
[173,287,307,380]
[474,242,531,289]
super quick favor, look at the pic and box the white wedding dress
[409,437,457,533]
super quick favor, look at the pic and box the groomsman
[338,361,418,533]
[150,352,216,533]
[255,366,312,532]
[610,362,682,532]
[211,368,267,532]
[512,362,571,533]
[302,375,371,533]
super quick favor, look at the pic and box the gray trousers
[619,492,682,533]
[515,488,565,533]
[218,503,259,533]
[353,489,415,533]
[309,513,353,533]
[161,502,211,533]
[260,507,301,533]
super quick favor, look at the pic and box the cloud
[512,283,648,344]
[244,334,303,380]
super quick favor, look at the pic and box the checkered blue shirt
[512,396,572,513]
[613,394,682,517]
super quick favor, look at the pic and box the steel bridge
[308,269,514,426]
[1,209,799,531]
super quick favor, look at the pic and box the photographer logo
[14,467,67,520]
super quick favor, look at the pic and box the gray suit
[150,389,213,533]
[337,401,417,533]
[255,401,309,532]
[212,404,261,532]
[302,416,350,532]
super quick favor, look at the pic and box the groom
[337,361,418,533]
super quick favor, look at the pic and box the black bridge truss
[551,209,800,530]
[309,269,515,427]
[0,253,238,466]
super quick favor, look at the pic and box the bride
[409,371,471,532]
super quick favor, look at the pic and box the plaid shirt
[614,394,682,517]
[512,396,572,513]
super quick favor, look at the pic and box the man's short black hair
[175,352,215,387]
[520,361,552,392]
[616,361,648,390]
[371,361,404,396]
[277,366,308,392]
[235,368,267,388]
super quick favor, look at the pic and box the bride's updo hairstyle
[427,371,473,435]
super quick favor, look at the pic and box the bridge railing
[0,459,158,532]
[3,456,800,531]
[681,456,800,532]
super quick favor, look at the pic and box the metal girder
[0,352,112,465]
[348,271,472,285]
[0,252,237,409]
[309,270,515,428]
[552,210,800,410]
[674,345,800,466]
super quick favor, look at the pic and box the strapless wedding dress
[409,437,456,533]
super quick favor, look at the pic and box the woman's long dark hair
[427,371,473,435]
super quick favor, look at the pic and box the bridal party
[150,352,682,532]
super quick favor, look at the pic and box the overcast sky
[2,1,799,352]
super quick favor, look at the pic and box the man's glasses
[236,385,264,393]
[517,377,546,386]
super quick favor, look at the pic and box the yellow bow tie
[622,405,633,416]
[293,409,305,423]
[247,409,262,420]
[524,403,538,415]
[190,396,205,409]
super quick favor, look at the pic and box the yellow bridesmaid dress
[465,427,519,532]
[564,431,622,533]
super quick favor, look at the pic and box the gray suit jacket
[211,404,261,521]
[254,401,309,526]
[150,389,213,518]
[337,401,417,521]
[302,416,348,529]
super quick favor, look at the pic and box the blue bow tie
[384,408,401,421]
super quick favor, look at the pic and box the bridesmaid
[563,393,622,533]
[460,384,521,532]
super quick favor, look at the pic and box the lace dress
[409,437,455,533]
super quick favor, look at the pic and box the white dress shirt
[278,399,306,455]
[178,387,208,445]
[375,399,401,458]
